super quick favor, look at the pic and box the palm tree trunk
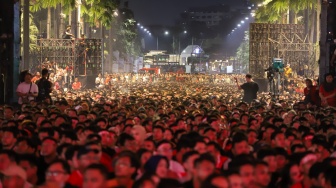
[47,7,51,38]
[59,4,64,38]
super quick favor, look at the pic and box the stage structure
[249,23,316,78]
[33,39,102,77]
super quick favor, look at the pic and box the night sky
[127,0,245,25]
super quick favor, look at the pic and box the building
[184,4,231,27]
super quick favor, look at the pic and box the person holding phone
[234,74,259,104]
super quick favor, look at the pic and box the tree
[236,31,249,73]
[21,13,39,52]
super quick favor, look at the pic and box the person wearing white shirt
[95,73,105,89]
[16,72,38,105]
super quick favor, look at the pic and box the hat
[1,165,27,181]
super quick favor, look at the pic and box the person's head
[182,151,200,173]
[299,152,318,176]
[193,153,216,182]
[194,140,207,154]
[113,151,140,179]
[2,127,19,149]
[137,149,152,168]
[156,140,173,160]
[279,162,303,187]
[309,162,327,187]
[227,172,243,188]
[144,155,169,179]
[246,74,252,82]
[207,141,222,158]
[24,72,32,83]
[231,133,250,156]
[271,131,286,148]
[118,133,137,152]
[17,154,38,183]
[83,164,109,188]
[40,137,58,157]
[305,79,313,87]
[325,73,333,83]
[131,125,147,144]
[257,148,277,173]
[45,159,70,188]
[201,173,229,188]
[153,125,164,142]
[0,150,17,171]
[42,68,49,77]
[254,161,271,188]
[3,106,14,120]
[143,138,156,152]
[1,165,27,188]
[229,155,255,187]
[77,146,100,171]
[14,137,37,155]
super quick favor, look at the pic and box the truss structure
[250,23,316,78]
[32,39,102,76]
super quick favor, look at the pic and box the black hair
[117,133,135,147]
[0,150,17,163]
[84,163,109,180]
[257,148,276,160]
[41,136,57,144]
[64,145,81,161]
[48,159,71,174]
[17,154,38,167]
[57,143,71,156]
[157,178,182,188]
[113,150,140,178]
[182,150,199,163]
[193,153,216,168]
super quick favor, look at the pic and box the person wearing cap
[234,74,259,104]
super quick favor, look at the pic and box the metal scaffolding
[249,23,316,78]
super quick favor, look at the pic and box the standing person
[95,73,104,89]
[16,71,38,105]
[319,73,336,107]
[235,74,259,104]
[303,78,320,106]
[36,68,52,103]
[72,78,82,90]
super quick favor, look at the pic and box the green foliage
[21,13,39,52]
[236,31,249,73]
[114,18,140,58]
[81,0,120,28]
[254,0,317,23]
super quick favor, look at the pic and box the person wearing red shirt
[319,73,336,107]
[72,78,82,90]
[304,78,319,106]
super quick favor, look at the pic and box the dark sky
[126,0,244,25]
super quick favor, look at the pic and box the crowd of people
[1,68,336,188]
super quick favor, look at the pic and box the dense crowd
[2,69,336,188]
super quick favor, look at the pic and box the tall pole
[156,36,158,50]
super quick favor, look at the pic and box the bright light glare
[137,23,140,26]
[241,21,244,23]
[184,30,187,34]
[144,28,147,31]
[165,31,169,35]
[140,26,143,29]
[245,17,249,20]
[238,24,241,27]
